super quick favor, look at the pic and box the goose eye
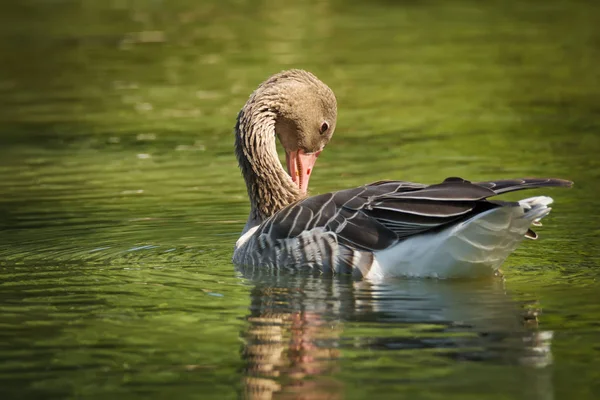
[319,122,329,135]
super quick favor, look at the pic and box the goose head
[269,71,338,194]
[235,70,337,221]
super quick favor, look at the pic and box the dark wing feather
[259,176,572,252]
[333,207,397,250]
[474,178,573,194]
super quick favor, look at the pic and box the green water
[1,0,599,399]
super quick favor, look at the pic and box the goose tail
[518,196,554,240]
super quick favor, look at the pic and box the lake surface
[1,0,599,399]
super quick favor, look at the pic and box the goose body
[232,70,572,279]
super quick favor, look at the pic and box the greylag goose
[233,69,572,279]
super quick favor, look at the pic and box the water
[1,0,599,398]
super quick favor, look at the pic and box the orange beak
[285,149,321,195]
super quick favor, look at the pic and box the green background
[1,0,599,399]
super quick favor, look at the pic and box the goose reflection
[239,272,553,400]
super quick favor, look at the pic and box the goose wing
[256,177,572,252]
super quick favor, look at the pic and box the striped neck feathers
[235,93,301,223]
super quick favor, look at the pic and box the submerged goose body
[233,69,572,279]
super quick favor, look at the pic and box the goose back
[233,177,572,277]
